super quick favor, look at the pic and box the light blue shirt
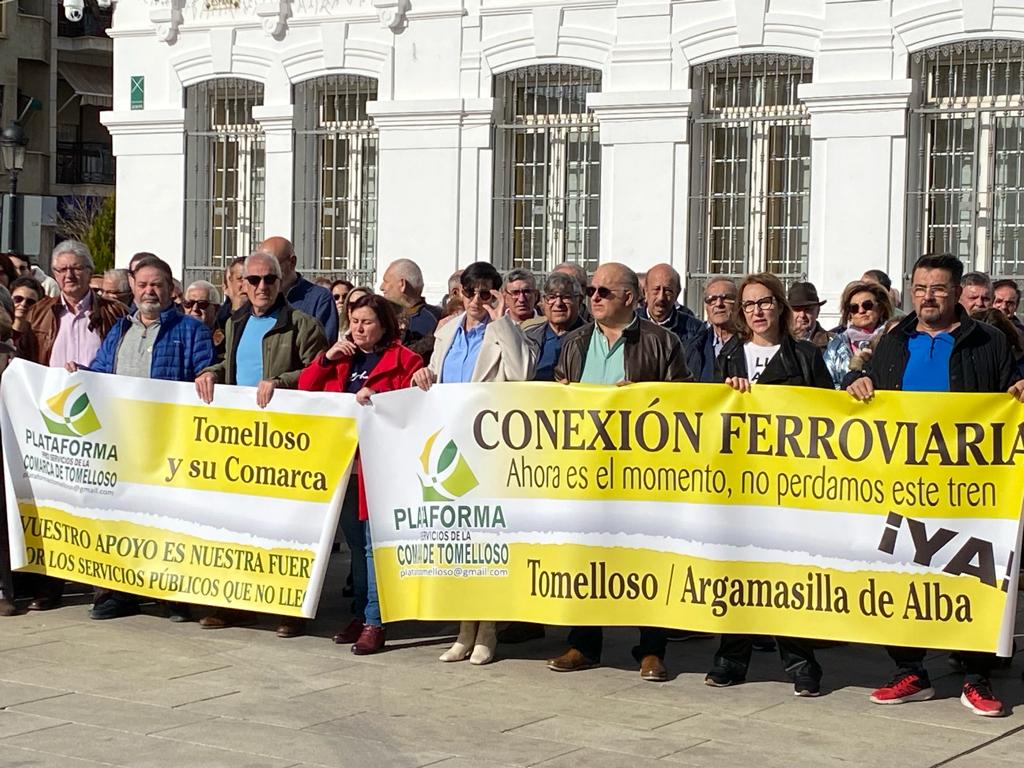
[902,331,954,392]
[236,313,277,386]
[441,318,488,384]
[580,320,633,384]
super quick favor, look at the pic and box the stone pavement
[0,560,1021,768]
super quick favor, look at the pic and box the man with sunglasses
[548,262,691,682]
[685,277,739,383]
[260,237,338,342]
[184,280,225,359]
[195,249,327,636]
[20,240,128,611]
[637,263,702,347]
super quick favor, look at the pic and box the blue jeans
[364,521,381,627]
[339,484,367,621]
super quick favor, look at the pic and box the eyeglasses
[846,300,876,314]
[585,285,624,300]
[53,266,89,275]
[740,296,776,314]
[245,274,279,287]
[332,293,346,301]
[704,293,736,306]
[544,293,577,304]
[12,295,36,307]
[183,299,212,311]
[911,285,951,298]
[463,288,494,302]
[505,288,535,299]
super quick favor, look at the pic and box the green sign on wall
[130,76,144,111]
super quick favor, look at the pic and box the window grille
[493,65,602,275]
[293,75,378,286]
[688,54,812,300]
[908,40,1024,278]
[183,78,265,287]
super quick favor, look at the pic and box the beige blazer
[429,313,536,383]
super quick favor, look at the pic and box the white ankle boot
[470,621,497,665]
[439,621,477,662]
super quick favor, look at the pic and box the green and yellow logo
[41,385,101,437]
[418,429,478,501]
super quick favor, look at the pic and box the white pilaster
[252,104,295,240]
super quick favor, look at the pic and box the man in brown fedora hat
[788,281,834,349]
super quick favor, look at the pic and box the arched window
[293,75,379,284]
[492,65,602,274]
[183,78,265,286]
[908,40,1024,277]
[689,54,812,295]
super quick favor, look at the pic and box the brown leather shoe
[26,597,59,612]
[497,622,545,644]
[640,654,668,682]
[276,617,306,638]
[199,609,254,629]
[0,598,16,617]
[333,618,364,645]
[547,648,599,672]
[351,624,386,655]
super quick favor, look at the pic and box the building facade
[105,0,1024,309]
[1,0,114,259]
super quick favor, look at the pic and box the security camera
[63,0,84,22]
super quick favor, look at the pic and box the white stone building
[103,0,1024,310]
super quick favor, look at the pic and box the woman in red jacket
[298,293,422,653]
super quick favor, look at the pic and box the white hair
[52,240,94,271]
[103,268,130,293]
[186,280,223,304]
[387,258,424,295]
[243,250,282,278]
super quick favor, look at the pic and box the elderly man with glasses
[194,249,327,636]
[184,280,225,359]
[685,277,739,383]
[547,262,692,683]
[19,240,128,612]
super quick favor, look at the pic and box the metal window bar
[183,78,265,287]
[909,40,1024,279]
[493,65,602,275]
[688,54,813,303]
[293,75,379,286]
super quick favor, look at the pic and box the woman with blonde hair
[824,281,893,388]
[337,285,373,338]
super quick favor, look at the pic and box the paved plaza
[0,556,1021,768]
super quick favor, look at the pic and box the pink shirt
[47,291,102,369]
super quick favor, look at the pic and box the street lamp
[0,122,27,196]
[0,122,28,254]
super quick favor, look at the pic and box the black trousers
[567,626,667,663]
[715,633,822,681]
[887,645,993,683]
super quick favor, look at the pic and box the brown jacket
[555,318,692,383]
[22,293,128,365]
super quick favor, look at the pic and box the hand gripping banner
[360,382,1024,654]
[1,360,358,618]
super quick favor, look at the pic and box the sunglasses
[12,295,36,307]
[847,300,876,314]
[585,285,624,300]
[463,288,494,302]
[332,293,346,301]
[704,293,736,306]
[183,299,212,311]
[245,274,279,287]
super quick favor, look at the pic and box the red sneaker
[961,680,1004,717]
[870,671,935,704]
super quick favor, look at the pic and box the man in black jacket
[847,253,1024,718]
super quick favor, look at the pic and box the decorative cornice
[256,1,290,38]
[372,0,410,32]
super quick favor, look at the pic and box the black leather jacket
[715,333,833,389]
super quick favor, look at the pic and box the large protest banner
[360,383,1024,654]
[1,360,358,618]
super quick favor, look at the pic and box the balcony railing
[57,141,114,185]
[57,5,113,38]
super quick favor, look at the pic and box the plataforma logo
[41,385,101,437]
[418,429,479,501]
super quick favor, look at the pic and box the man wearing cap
[788,281,833,349]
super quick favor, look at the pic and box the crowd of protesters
[0,243,1022,718]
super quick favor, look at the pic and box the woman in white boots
[411,261,536,665]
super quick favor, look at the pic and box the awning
[57,64,112,109]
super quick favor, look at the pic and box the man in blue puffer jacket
[70,255,214,622]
